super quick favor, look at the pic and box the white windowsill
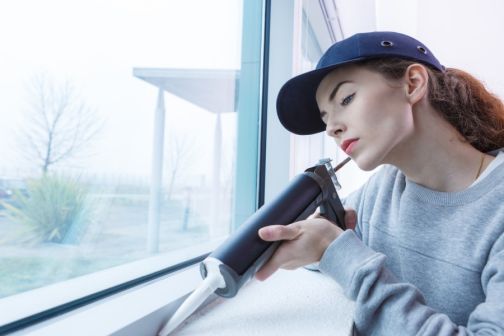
[12,264,204,336]
[3,243,355,336]
[172,268,355,336]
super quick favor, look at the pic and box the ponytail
[428,67,504,152]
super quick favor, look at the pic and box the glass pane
[0,0,261,299]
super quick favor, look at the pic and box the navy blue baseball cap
[276,31,445,135]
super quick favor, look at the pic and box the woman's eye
[341,93,355,106]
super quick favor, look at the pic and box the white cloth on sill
[173,268,355,336]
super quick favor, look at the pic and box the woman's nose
[325,114,345,138]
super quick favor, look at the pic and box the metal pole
[147,88,165,253]
[210,110,222,237]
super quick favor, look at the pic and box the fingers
[255,217,344,282]
[258,223,301,241]
[255,224,302,281]
[255,242,297,281]
[344,208,357,230]
[255,258,278,281]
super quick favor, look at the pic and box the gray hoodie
[319,150,504,335]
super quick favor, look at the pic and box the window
[0,0,265,331]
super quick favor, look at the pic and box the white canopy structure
[133,68,239,253]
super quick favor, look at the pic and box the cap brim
[276,59,365,135]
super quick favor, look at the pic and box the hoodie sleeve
[319,230,504,335]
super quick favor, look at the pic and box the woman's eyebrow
[329,80,352,101]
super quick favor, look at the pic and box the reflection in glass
[0,0,247,298]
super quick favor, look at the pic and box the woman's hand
[255,208,357,281]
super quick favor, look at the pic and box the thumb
[344,208,357,230]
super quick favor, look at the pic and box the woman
[257,31,504,335]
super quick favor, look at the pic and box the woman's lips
[341,138,359,155]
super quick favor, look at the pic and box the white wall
[376,0,504,98]
[417,0,504,98]
[334,0,376,37]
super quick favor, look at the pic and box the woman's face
[315,65,415,171]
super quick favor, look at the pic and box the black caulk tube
[201,158,347,297]
[159,158,348,335]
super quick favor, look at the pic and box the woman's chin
[352,155,381,171]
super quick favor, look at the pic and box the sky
[0,0,243,183]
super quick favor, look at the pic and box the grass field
[0,196,215,298]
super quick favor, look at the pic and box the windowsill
[8,255,354,336]
[171,268,355,336]
[12,264,203,335]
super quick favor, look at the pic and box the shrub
[1,175,93,244]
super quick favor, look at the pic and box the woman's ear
[404,63,429,105]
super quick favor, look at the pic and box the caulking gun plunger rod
[333,157,351,172]
[158,157,352,335]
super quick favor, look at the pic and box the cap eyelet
[417,46,427,54]
[381,40,394,47]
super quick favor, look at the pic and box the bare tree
[21,73,102,174]
[165,131,196,200]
